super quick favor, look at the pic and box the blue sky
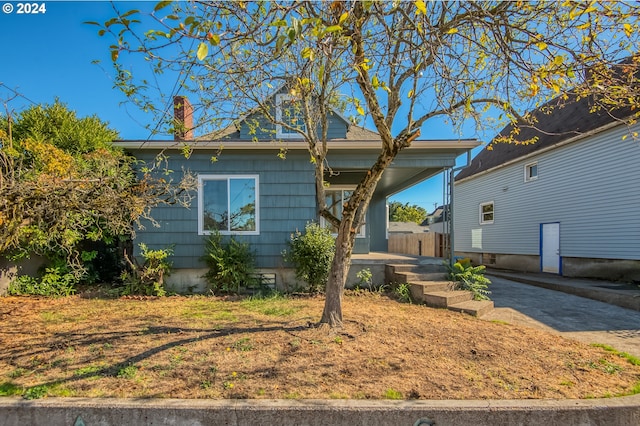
[0,1,486,214]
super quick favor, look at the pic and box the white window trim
[275,94,304,139]
[524,161,538,182]
[479,201,494,225]
[198,174,260,236]
[321,186,367,238]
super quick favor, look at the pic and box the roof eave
[115,139,480,151]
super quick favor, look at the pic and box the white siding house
[454,96,640,282]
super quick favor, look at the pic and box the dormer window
[275,94,306,138]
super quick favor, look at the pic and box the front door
[541,222,560,274]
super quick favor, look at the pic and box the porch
[348,252,446,288]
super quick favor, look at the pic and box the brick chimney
[173,96,194,141]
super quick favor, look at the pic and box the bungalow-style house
[116,92,479,292]
[453,94,640,281]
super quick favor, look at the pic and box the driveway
[482,276,640,358]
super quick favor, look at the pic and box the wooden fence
[388,232,447,257]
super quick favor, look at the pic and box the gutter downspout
[449,149,473,266]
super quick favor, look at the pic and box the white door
[541,223,560,274]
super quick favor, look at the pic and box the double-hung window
[198,175,259,235]
[321,188,366,238]
[275,94,306,138]
[479,201,494,225]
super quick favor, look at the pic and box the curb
[1,395,640,426]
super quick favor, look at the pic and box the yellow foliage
[22,139,77,178]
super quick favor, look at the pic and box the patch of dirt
[0,292,639,400]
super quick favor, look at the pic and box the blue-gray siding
[454,123,640,260]
[135,150,315,269]
[239,112,348,140]
[133,149,370,269]
[238,86,349,140]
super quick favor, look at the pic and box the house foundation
[456,252,640,282]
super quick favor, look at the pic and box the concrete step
[448,300,495,317]
[385,262,495,318]
[423,290,473,308]
[409,281,456,301]
[409,281,457,303]
[386,263,447,275]
[394,271,448,283]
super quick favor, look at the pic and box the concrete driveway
[482,276,640,358]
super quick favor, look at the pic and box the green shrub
[120,243,172,296]
[446,258,491,300]
[283,223,335,293]
[201,232,258,294]
[355,268,373,290]
[393,282,412,303]
[8,259,78,297]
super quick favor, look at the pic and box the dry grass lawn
[1,291,639,401]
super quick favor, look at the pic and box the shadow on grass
[1,320,320,396]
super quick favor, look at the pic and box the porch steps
[385,263,494,317]
[447,299,495,318]
[393,272,449,283]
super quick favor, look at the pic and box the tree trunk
[320,222,355,328]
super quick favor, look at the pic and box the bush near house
[1,101,194,296]
[119,244,173,297]
[446,258,492,301]
[283,223,335,293]
[202,232,258,294]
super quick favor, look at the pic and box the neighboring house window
[524,161,538,182]
[275,94,306,138]
[198,175,259,235]
[321,188,366,238]
[479,201,494,225]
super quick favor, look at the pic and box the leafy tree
[389,202,427,224]
[0,100,194,279]
[98,1,640,327]
[6,99,117,154]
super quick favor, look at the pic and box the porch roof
[115,138,480,197]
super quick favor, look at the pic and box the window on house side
[320,188,366,238]
[525,162,538,182]
[479,201,494,225]
[198,175,259,235]
[275,94,306,138]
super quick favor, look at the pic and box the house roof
[455,93,635,182]
[198,122,381,142]
[196,80,355,141]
